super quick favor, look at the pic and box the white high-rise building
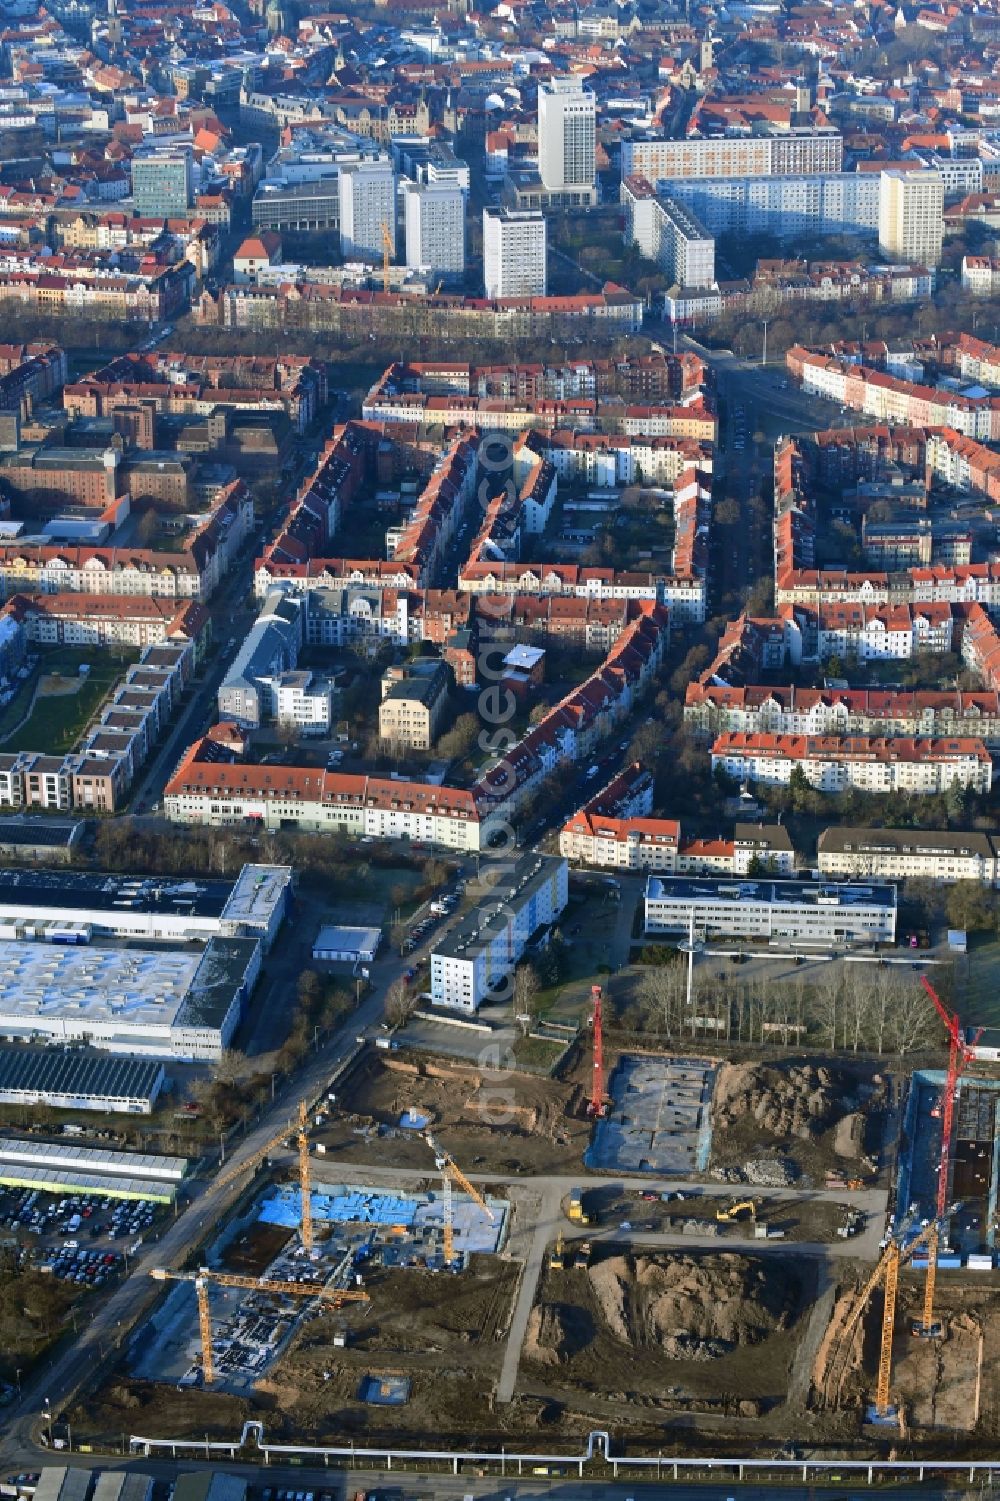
[483,208,546,298]
[402,181,465,278]
[878,168,944,267]
[538,77,597,203]
[338,161,396,262]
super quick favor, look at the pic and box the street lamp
[43,1397,52,1446]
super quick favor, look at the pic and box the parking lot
[0,1184,160,1287]
[400,880,462,956]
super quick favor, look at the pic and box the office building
[338,161,396,262]
[430,854,568,1012]
[131,149,194,217]
[538,77,597,204]
[879,168,944,267]
[379,657,451,750]
[644,874,897,946]
[622,131,842,182]
[402,181,465,278]
[483,208,546,298]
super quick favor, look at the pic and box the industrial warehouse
[0,863,292,945]
[0,1048,166,1114]
[0,863,292,1060]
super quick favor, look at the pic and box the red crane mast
[914,975,979,1336]
[587,984,607,1118]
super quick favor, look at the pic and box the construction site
[66,975,1000,1457]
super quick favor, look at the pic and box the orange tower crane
[149,1267,369,1385]
[213,1100,317,1250]
[587,984,608,1118]
[827,1211,949,1420]
[914,975,980,1337]
[424,1131,495,1265]
[380,221,393,293]
[297,1099,313,1253]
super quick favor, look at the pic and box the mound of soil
[589,1252,797,1358]
[714,1062,852,1143]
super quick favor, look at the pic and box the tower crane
[914,976,980,1337]
[423,1131,495,1266]
[823,1206,959,1421]
[587,984,608,1118]
[213,1099,316,1251]
[380,221,393,294]
[149,1267,369,1386]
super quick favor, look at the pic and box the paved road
[0,1458,975,1501]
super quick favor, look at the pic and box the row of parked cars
[401,884,462,954]
[36,1245,124,1287]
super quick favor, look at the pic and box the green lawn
[1,652,131,754]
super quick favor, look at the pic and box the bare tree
[513,963,541,1037]
[385,977,417,1029]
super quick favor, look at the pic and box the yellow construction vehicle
[574,1239,593,1268]
[715,1199,757,1223]
[149,1267,369,1385]
[567,1189,591,1225]
[549,1233,565,1270]
[423,1131,496,1266]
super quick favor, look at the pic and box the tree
[945,882,996,934]
[513,962,541,1036]
[385,977,417,1028]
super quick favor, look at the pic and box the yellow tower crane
[380,221,393,294]
[149,1267,369,1385]
[213,1099,315,1250]
[423,1131,495,1266]
[825,1209,957,1421]
[297,1099,313,1253]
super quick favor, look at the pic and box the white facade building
[430,854,568,1012]
[644,874,897,946]
[879,168,944,267]
[483,208,546,298]
[538,77,597,201]
[402,181,465,278]
[338,161,396,262]
[660,171,881,239]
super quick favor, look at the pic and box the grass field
[0,648,135,754]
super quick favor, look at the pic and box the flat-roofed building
[0,1048,165,1114]
[431,854,568,1012]
[644,873,896,946]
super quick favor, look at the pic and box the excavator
[715,1198,758,1223]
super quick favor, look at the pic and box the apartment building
[430,854,568,1013]
[659,171,880,239]
[338,161,395,262]
[164,744,490,850]
[879,169,944,267]
[402,181,465,279]
[817,826,999,884]
[483,209,546,299]
[644,874,896,946]
[711,732,992,795]
[620,181,715,290]
[621,131,843,181]
[559,764,794,874]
